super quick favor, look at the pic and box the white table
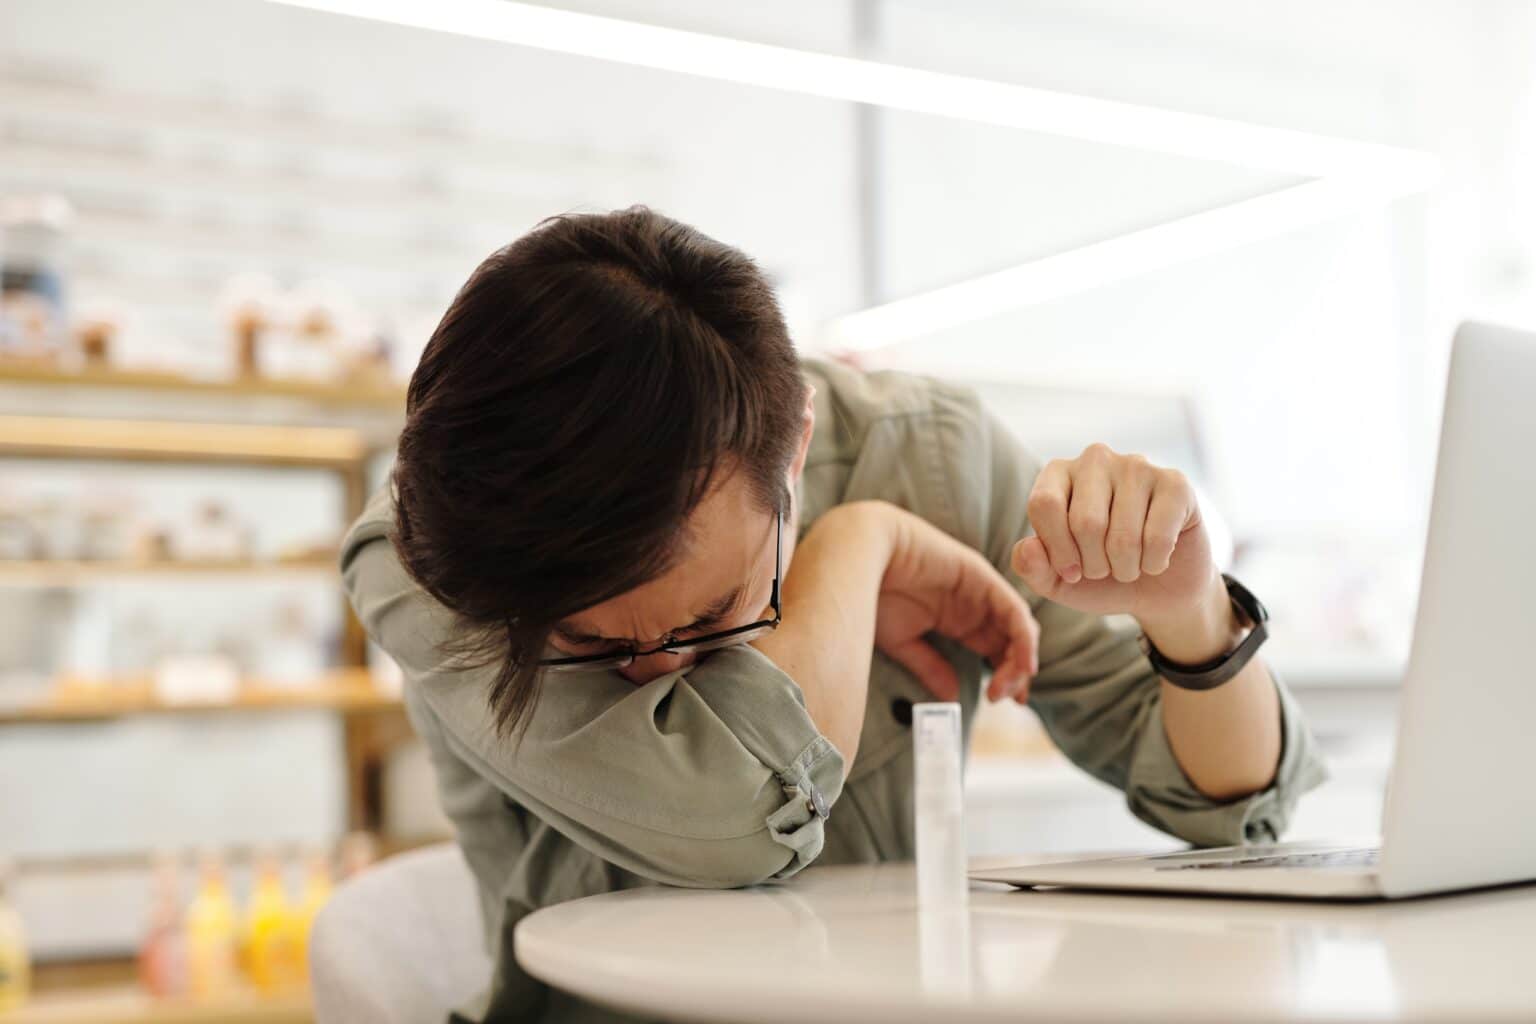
[515,860,1536,1023]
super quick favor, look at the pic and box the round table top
[514,860,1536,1024]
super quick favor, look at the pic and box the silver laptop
[971,322,1536,900]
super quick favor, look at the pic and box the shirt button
[891,698,913,727]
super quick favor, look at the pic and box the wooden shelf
[0,559,337,585]
[0,670,401,725]
[0,415,371,469]
[25,958,308,1023]
[18,982,310,1024]
[0,361,406,410]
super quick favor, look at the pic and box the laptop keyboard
[1155,847,1380,871]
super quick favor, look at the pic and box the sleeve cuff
[1124,670,1329,847]
[763,735,845,879]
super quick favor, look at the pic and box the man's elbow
[657,832,805,889]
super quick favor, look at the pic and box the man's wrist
[1136,574,1247,666]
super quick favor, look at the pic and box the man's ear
[787,384,817,482]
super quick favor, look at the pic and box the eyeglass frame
[535,506,783,673]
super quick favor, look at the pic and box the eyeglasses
[536,507,783,674]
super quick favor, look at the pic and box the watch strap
[1139,573,1269,691]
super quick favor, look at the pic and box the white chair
[310,843,492,1024]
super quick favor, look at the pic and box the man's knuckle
[1070,509,1108,536]
[1125,456,1157,482]
[1081,442,1113,461]
[1106,527,1140,552]
[1028,485,1063,510]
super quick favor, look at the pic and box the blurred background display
[3,0,1536,1017]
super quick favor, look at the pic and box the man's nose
[618,650,696,686]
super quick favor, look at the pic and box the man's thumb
[1011,536,1061,599]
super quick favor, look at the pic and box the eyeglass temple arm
[771,508,783,617]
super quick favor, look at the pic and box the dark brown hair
[391,206,807,736]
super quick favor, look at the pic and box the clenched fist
[1011,443,1219,628]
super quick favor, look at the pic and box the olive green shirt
[340,359,1325,1023]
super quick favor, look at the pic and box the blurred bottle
[244,851,297,995]
[77,489,134,563]
[184,852,238,1000]
[251,280,348,382]
[291,850,333,986]
[175,500,249,563]
[281,280,350,382]
[0,858,31,1012]
[0,491,35,562]
[0,193,73,361]
[73,305,121,368]
[218,273,279,379]
[138,853,187,998]
[263,600,324,689]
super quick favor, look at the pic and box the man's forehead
[555,504,772,640]
[553,468,775,638]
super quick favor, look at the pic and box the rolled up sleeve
[1122,669,1325,845]
[932,385,1327,849]
[1019,599,1326,847]
[341,510,843,889]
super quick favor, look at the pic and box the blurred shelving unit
[0,395,417,1018]
[0,411,407,833]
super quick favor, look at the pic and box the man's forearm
[1139,575,1282,802]
[752,501,893,772]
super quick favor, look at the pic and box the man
[342,207,1324,1023]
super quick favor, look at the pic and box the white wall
[864,0,1536,545]
[0,0,865,363]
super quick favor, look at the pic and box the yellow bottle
[0,859,31,1012]
[292,851,333,987]
[184,853,238,1000]
[245,854,296,995]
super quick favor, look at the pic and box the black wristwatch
[1138,573,1269,691]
